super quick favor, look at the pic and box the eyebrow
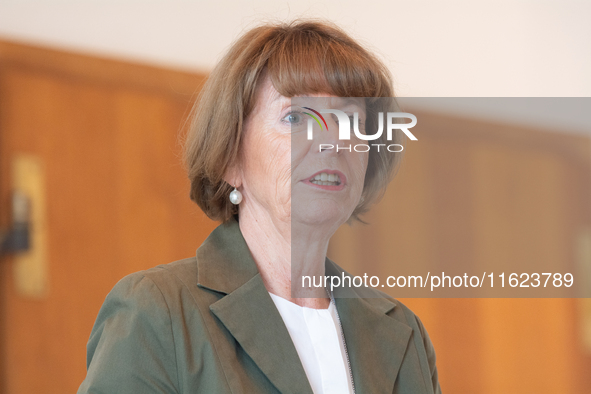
[275,96,291,111]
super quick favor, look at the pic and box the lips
[303,170,347,191]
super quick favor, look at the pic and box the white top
[268,292,354,394]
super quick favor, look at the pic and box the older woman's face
[238,76,368,230]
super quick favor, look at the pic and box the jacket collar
[196,218,260,295]
[196,218,414,394]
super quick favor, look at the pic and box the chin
[291,200,349,229]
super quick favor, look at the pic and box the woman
[78,20,441,394]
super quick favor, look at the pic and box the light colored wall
[1,0,590,131]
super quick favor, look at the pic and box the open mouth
[309,172,342,186]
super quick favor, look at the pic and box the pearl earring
[229,186,242,205]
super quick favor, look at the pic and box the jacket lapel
[196,219,313,394]
[327,260,414,394]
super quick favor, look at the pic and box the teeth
[310,172,341,186]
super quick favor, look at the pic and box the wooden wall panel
[0,40,216,393]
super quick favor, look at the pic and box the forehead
[254,75,365,113]
[292,96,365,111]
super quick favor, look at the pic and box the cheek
[350,152,369,198]
[290,138,312,175]
[352,152,369,181]
[266,134,291,194]
[243,129,291,201]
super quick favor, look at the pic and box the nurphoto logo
[302,107,418,153]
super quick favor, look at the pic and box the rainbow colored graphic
[302,107,328,131]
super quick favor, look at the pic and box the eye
[347,113,364,124]
[282,111,303,125]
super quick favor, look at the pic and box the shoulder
[90,256,206,351]
[118,256,198,285]
[80,257,211,393]
[108,257,199,303]
[98,256,216,334]
[80,260,200,393]
[92,256,200,332]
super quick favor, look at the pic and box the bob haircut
[184,20,402,222]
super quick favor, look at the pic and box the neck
[238,204,332,309]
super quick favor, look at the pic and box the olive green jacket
[78,219,441,393]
